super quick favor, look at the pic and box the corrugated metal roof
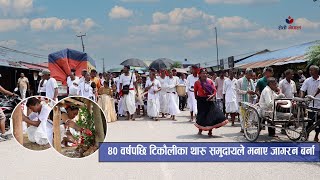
[236,55,306,69]
[20,63,48,71]
[201,49,269,68]
[237,40,319,66]
[0,59,10,67]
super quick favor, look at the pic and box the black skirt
[195,97,228,131]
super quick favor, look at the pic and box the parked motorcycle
[0,95,21,130]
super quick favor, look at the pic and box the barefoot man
[187,65,199,122]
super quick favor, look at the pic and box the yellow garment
[98,94,117,123]
[91,77,101,90]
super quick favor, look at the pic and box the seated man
[259,77,287,137]
[22,97,51,145]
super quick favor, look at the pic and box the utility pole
[215,27,219,70]
[102,58,105,73]
[76,33,86,52]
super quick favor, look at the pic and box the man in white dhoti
[42,70,58,102]
[79,69,87,84]
[166,70,180,120]
[157,70,168,118]
[186,65,199,122]
[223,70,238,126]
[78,73,95,101]
[172,69,180,106]
[119,65,139,120]
[145,72,161,121]
[67,69,79,89]
[116,72,125,117]
[22,97,51,145]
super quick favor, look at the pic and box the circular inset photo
[47,96,107,158]
[11,96,55,151]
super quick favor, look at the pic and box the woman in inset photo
[47,96,107,158]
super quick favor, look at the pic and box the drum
[176,85,186,96]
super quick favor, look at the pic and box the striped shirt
[300,76,320,108]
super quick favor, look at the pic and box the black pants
[179,96,187,110]
[268,126,276,136]
[307,112,320,133]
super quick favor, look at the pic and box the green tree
[307,44,320,66]
[171,61,182,68]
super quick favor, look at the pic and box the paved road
[1,110,320,180]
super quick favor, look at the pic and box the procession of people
[1,62,320,142]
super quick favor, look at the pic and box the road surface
[1,110,320,180]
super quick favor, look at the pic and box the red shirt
[194,79,216,97]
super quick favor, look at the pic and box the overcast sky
[0,0,319,71]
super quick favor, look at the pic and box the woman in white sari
[145,72,161,121]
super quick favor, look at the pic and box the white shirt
[166,76,179,93]
[79,76,85,85]
[186,74,198,92]
[100,77,105,86]
[259,86,281,111]
[215,77,226,99]
[119,73,136,89]
[28,104,51,123]
[223,78,238,103]
[38,79,47,93]
[145,79,161,100]
[45,78,58,100]
[78,81,94,98]
[279,79,297,98]
[67,76,79,87]
[300,76,320,108]
[179,78,187,86]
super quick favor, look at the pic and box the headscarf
[199,68,214,95]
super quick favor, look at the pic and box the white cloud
[204,0,279,4]
[109,6,133,19]
[217,16,257,29]
[0,0,33,16]
[226,28,300,40]
[72,18,96,32]
[30,17,96,32]
[129,24,181,34]
[183,29,202,39]
[153,7,215,25]
[30,17,69,30]
[295,18,320,29]
[0,18,29,32]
